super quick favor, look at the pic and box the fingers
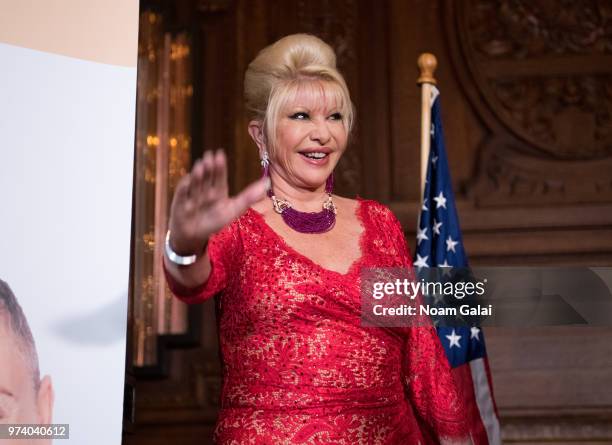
[187,158,204,198]
[174,174,190,202]
[187,149,228,205]
[226,177,270,220]
[212,149,228,194]
[201,150,215,193]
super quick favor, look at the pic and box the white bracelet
[164,230,198,266]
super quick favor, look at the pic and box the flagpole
[417,53,437,203]
[414,54,502,443]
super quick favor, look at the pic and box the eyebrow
[286,107,340,114]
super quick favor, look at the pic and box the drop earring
[260,150,270,178]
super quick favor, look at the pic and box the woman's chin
[283,158,338,190]
[298,175,333,191]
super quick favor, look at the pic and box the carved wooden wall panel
[445,0,612,208]
[126,1,612,444]
[438,1,612,443]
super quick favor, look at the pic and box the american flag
[414,86,502,444]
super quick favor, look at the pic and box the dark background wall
[124,1,612,443]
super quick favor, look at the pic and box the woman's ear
[247,120,266,155]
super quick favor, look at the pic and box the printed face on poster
[0,1,140,443]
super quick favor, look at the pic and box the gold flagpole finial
[417,53,437,85]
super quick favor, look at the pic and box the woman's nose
[309,120,331,144]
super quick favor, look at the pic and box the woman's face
[270,82,348,192]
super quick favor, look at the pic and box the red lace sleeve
[382,205,470,441]
[403,326,471,441]
[163,219,242,304]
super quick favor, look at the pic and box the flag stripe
[470,359,502,445]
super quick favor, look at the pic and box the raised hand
[167,149,268,256]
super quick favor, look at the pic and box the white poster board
[0,1,139,443]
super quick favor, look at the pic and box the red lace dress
[165,198,469,444]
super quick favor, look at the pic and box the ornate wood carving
[488,75,612,159]
[445,0,612,206]
[468,139,612,206]
[469,0,612,59]
[462,0,612,159]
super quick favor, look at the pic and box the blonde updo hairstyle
[244,34,354,155]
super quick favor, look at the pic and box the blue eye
[290,112,309,120]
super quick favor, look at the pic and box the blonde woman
[164,34,471,444]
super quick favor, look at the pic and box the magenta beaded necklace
[262,152,337,234]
